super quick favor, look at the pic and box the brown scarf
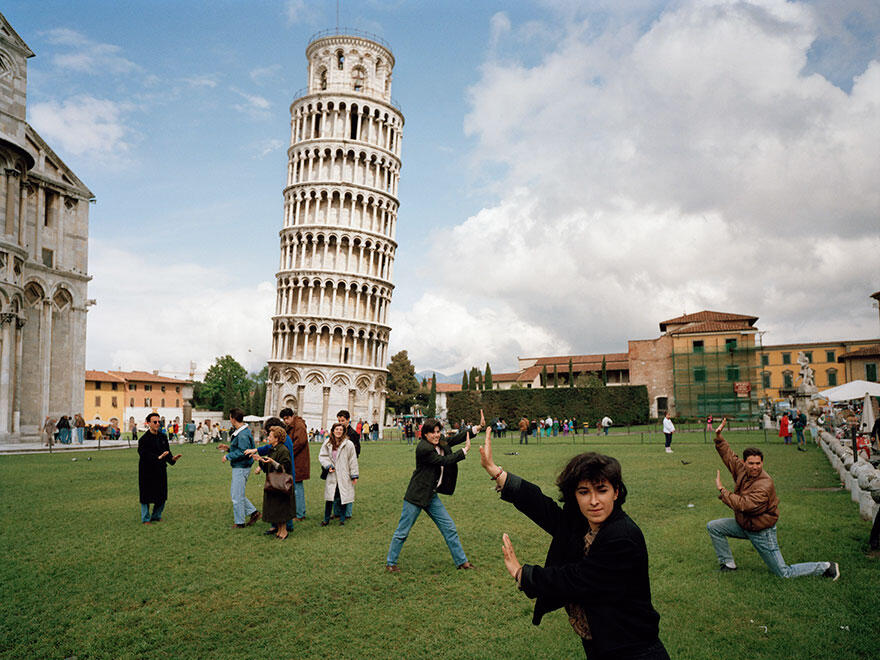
[564,527,597,639]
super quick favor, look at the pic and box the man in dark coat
[336,409,361,456]
[281,407,309,521]
[138,412,181,524]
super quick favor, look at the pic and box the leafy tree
[601,356,607,385]
[484,363,493,390]
[461,370,469,390]
[568,358,574,388]
[386,350,420,415]
[577,372,604,388]
[427,374,437,417]
[196,355,251,412]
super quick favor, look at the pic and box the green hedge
[446,386,649,426]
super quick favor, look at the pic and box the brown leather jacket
[287,416,310,481]
[715,435,779,531]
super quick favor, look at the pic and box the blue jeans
[795,428,805,445]
[294,480,306,519]
[76,427,84,444]
[707,518,829,577]
[140,501,165,523]
[386,495,468,567]
[230,467,257,525]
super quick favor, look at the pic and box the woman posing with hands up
[479,427,669,660]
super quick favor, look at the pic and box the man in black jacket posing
[385,413,484,572]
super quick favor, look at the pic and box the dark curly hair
[556,452,627,507]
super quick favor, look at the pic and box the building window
[725,338,737,352]
[130,398,135,407]
[826,369,837,387]
[41,248,54,268]
[783,371,793,388]
[762,372,771,389]
[726,365,740,382]
[826,350,835,363]
[144,398,152,407]
[319,68,327,90]
[95,382,101,390]
[352,66,365,91]
[694,367,707,383]
[692,340,704,354]
[761,354,769,366]
[111,383,118,390]
[95,396,101,406]
[129,383,136,391]
[176,386,180,393]
[111,396,118,408]
[161,398,165,407]
[803,351,812,363]
[144,385,152,391]
[161,385,166,392]
[336,50,344,69]
[867,363,878,382]
[782,353,791,364]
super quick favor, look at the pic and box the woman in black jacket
[480,429,668,659]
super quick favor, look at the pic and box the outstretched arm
[479,426,507,489]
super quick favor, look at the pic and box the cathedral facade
[0,14,92,442]
[264,31,402,431]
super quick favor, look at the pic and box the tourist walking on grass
[220,408,260,529]
[281,407,309,521]
[138,412,181,524]
[319,422,359,526]
[385,413,484,572]
[519,416,529,445]
[601,415,612,436]
[662,412,675,453]
[56,415,71,444]
[254,425,295,540]
[793,409,807,451]
[479,428,669,659]
[707,418,839,579]
[778,412,791,444]
[74,414,86,444]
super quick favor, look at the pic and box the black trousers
[870,507,880,549]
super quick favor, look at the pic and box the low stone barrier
[817,427,880,521]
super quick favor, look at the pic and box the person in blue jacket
[220,408,260,529]
[246,416,296,536]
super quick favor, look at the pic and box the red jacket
[778,415,789,437]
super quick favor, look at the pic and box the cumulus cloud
[285,0,322,26]
[29,95,134,162]
[183,75,219,88]
[400,0,880,371]
[43,28,139,75]
[86,240,274,375]
[231,88,272,119]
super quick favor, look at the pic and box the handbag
[320,465,330,480]
[264,469,294,495]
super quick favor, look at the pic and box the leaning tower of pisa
[265,30,403,433]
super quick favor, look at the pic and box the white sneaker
[665,447,673,453]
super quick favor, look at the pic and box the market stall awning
[813,380,880,402]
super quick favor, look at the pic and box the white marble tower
[265,31,403,432]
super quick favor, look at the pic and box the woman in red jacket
[778,412,791,444]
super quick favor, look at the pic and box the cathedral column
[5,170,19,236]
[0,314,13,431]
[291,330,299,360]
[12,317,23,432]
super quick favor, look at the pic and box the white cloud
[250,64,281,85]
[396,0,880,370]
[256,138,285,158]
[183,75,219,88]
[86,240,274,375]
[29,95,134,162]
[43,28,139,75]
[285,0,321,26]
[231,88,272,119]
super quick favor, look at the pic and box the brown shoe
[385,564,400,573]
[456,561,476,570]
[247,511,261,526]
[231,523,246,529]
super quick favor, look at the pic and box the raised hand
[714,417,727,439]
[715,469,723,490]
[502,533,522,579]
[479,427,495,472]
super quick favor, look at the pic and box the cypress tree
[484,363,493,390]
[461,370,469,390]
[568,358,574,388]
[427,374,437,417]
[553,364,559,388]
[601,356,608,385]
[541,365,548,388]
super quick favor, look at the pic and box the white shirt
[602,416,612,427]
[663,417,675,434]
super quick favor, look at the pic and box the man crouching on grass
[707,418,839,579]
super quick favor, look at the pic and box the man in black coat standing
[138,412,181,524]
[336,409,361,456]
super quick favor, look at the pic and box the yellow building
[759,339,879,400]
[83,371,127,423]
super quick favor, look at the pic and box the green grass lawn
[1,432,877,659]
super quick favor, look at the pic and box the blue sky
[5,0,880,378]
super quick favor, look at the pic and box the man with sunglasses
[138,412,181,524]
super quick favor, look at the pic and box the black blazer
[403,426,471,508]
[501,473,661,658]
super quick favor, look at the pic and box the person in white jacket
[319,423,359,526]
[662,412,675,453]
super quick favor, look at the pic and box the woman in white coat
[319,422,359,526]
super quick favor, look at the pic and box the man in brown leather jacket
[707,418,839,579]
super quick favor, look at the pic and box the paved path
[0,439,136,455]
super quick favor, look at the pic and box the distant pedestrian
[793,410,807,452]
[778,413,791,444]
[706,415,713,431]
[138,412,181,524]
[43,416,56,447]
[663,412,675,454]
[519,417,529,445]
[56,415,71,444]
[74,414,86,444]
[601,415,613,436]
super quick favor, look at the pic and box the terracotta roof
[435,383,462,393]
[518,365,543,381]
[108,370,191,384]
[666,320,756,335]
[838,344,880,359]
[533,353,629,366]
[85,370,126,383]
[491,372,521,382]
[659,310,758,332]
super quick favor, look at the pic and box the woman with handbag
[255,426,295,540]
[318,422,359,526]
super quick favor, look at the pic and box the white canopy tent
[812,380,880,402]
[243,415,267,423]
